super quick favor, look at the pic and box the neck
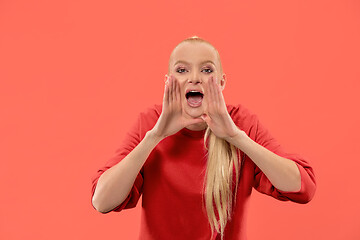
[185,122,207,131]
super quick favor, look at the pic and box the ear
[220,73,226,91]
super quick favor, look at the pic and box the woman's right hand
[150,74,204,140]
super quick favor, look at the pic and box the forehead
[170,41,218,65]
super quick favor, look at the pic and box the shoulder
[139,103,162,119]
[128,104,162,139]
[226,103,259,135]
[226,103,258,123]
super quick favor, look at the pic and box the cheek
[177,79,187,92]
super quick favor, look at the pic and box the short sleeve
[91,112,145,213]
[252,116,317,204]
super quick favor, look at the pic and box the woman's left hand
[201,76,243,143]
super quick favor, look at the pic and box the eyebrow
[173,60,216,67]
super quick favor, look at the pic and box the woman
[91,36,316,240]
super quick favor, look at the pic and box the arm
[92,130,162,213]
[200,76,316,203]
[226,118,316,204]
[227,131,301,192]
[249,116,316,203]
[201,76,299,191]
[91,75,203,213]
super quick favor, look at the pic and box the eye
[202,68,213,73]
[176,67,187,73]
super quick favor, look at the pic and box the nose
[187,73,202,84]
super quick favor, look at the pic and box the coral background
[1,0,359,239]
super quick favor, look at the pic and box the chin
[183,102,205,118]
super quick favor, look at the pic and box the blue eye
[176,67,213,73]
[202,68,213,73]
[176,68,187,73]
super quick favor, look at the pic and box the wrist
[224,129,247,146]
[146,129,165,143]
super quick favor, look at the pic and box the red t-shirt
[91,103,316,240]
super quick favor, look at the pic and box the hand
[201,76,243,142]
[151,74,205,139]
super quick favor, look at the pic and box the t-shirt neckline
[179,127,207,138]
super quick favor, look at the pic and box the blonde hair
[168,35,223,76]
[170,36,241,240]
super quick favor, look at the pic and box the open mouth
[185,90,204,107]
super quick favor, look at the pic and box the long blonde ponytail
[202,126,241,240]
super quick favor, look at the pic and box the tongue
[187,95,203,105]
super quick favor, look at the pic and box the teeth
[186,90,203,100]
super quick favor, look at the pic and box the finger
[171,75,176,104]
[213,76,222,103]
[169,75,174,104]
[184,117,205,127]
[172,76,177,104]
[205,76,213,104]
[213,76,223,108]
[175,77,181,103]
[200,113,211,124]
[214,77,227,109]
[219,87,226,107]
[203,77,212,115]
[172,76,175,95]
[164,76,169,106]
[208,76,216,105]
